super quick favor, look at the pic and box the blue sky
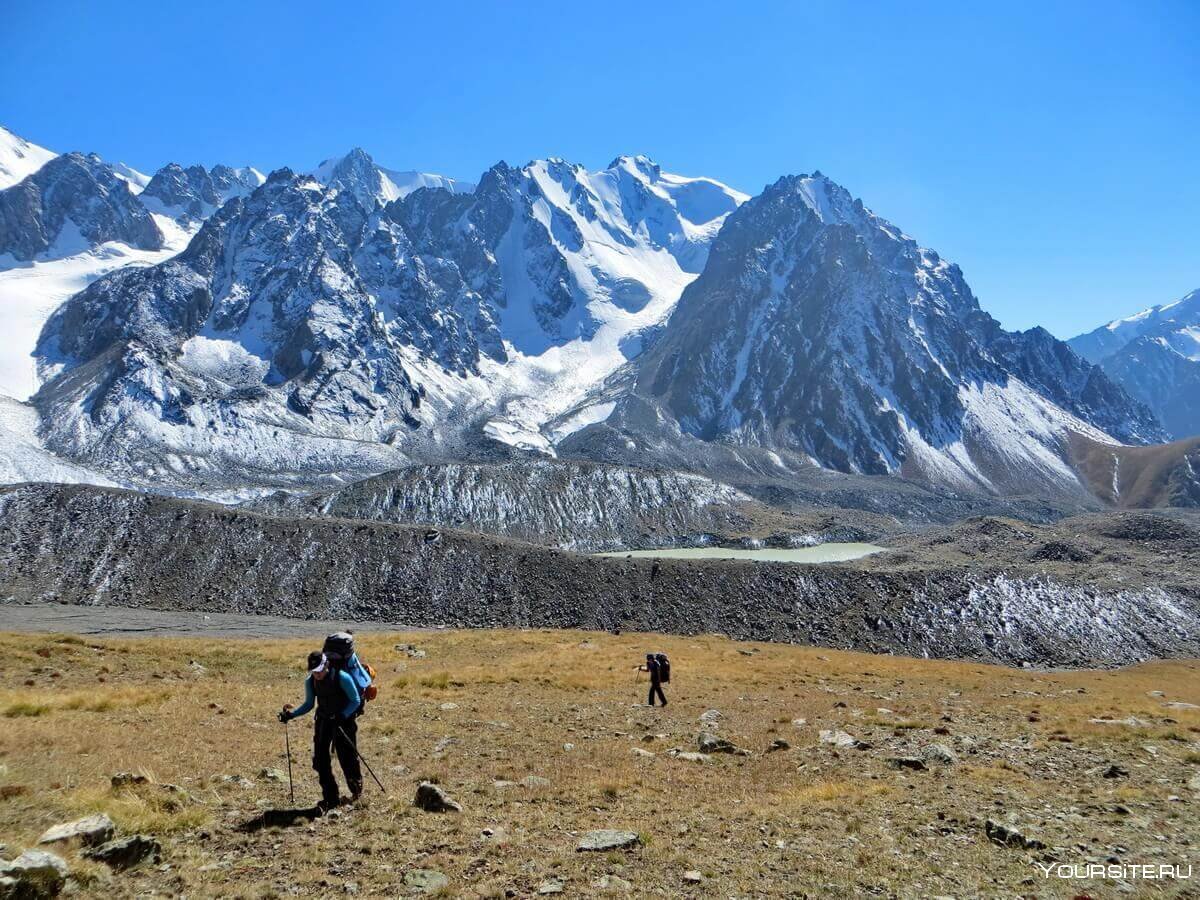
[3,0,1196,338]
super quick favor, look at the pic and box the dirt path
[0,601,405,639]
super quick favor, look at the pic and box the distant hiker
[279,650,363,811]
[637,652,669,707]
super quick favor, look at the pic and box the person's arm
[337,670,361,719]
[284,676,315,720]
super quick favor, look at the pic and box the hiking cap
[307,651,327,674]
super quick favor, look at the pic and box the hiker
[637,652,668,707]
[278,650,363,811]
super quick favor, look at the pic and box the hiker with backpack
[278,633,377,811]
[637,652,670,707]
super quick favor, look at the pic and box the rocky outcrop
[0,153,162,261]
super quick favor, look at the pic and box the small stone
[766,739,790,752]
[683,870,703,883]
[563,743,574,751]
[84,835,161,870]
[537,880,565,894]
[577,829,641,852]
[669,751,711,764]
[343,881,359,895]
[1102,764,1129,779]
[258,768,286,782]
[818,729,869,750]
[414,781,461,813]
[791,718,807,727]
[37,813,115,847]
[438,702,458,711]
[888,757,927,771]
[698,709,723,728]
[631,748,655,758]
[520,775,551,789]
[404,869,449,893]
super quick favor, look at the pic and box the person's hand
[278,704,293,723]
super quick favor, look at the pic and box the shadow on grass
[238,806,322,832]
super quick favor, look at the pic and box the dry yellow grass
[0,628,1197,897]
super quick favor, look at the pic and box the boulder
[0,850,69,899]
[84,835,161,871]
[413,782,461,813]
[577,830,641,852]
[698,732,746,755]
[37,814,115,847]
[922,743,958,765]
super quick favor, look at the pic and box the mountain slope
[141,162,265,221]
[1070,289,1200,440]
[0,125,56,189]
[575,173,1162,499]
[0,152,163,262]
[29,156,747,488]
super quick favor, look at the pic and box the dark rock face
[2,483,1198,668]
[0,152,162,260]
[620,174,1163,497]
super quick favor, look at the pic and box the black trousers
[648,680,667,706]
[312,715,362,806]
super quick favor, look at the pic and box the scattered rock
[668,750,711,764]
[1089,716,1152,728]
[683,870,704,883]
[818,729,870,750]
[698,710,723,729]
[577,830,641,852]
[984,819,1045,850]
[888,757,928,771]
[37,813,115,847]
[791,718,807,727]
[258,768,285,782]
[631,748,655,758]
[403,869,449,893]
[343,882,359,895]
[1102,764,1129,779]
[84,835,161,871]
[394,644,427,660]
[110,772,149,788]
[438,702,458,711]
[922,743,957,765]
[520,775,552,789]
[698,732,747,755]
[413,781,461,813]
[0,850,69,898]
[537,880,565,894]
[563,743,574,751]
[1165,701,1199,710]
[766,739,790,752]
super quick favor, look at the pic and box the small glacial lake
[595,542,885,564]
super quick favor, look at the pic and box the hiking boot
[316,798,340,815]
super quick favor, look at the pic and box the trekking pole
[284,718,296,806]
[338,726,386,795]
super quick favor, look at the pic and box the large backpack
[654,652,671,683]
[322,632,378,707]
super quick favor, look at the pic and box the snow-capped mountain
[568,173,1163,498]
[29,155,746,488]
[314,148,472,209]
[0,126,57,189]
[141,162,265,221]
[0,152,163,262]
[1070,289,1200,439]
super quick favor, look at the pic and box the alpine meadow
[1,2,1198,897]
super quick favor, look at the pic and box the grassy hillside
[0,629,1197,897]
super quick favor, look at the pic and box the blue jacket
[288,670,361,721]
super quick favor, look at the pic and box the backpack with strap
[654,652,671,683]
[322,632,378,707]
